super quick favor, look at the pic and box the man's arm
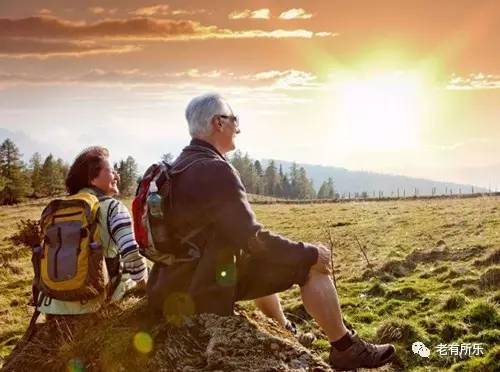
[206,160,318,267]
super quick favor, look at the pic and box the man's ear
[213,116,223,131]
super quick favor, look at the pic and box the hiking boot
[285,320,297,335]
[329,330,395,371]
[285,320,316,347]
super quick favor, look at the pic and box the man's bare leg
[254,294,288,327]
[300,270,349,342]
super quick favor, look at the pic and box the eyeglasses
[218,115,239,125]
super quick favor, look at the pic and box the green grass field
[0,196,499,371]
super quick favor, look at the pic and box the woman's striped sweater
[107,199,147,281]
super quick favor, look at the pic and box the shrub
[463,301,499,330]
[364,281,386,297]
[440,321,468,342]
[9,219,41,247]
[386,286,421,301]
[442,294,468,311]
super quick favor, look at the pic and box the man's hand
[310,243,332,275]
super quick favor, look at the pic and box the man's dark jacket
[146,139,318,315]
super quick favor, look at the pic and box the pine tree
[317,181,328,199]
[264,160,279,196]
[326,177,335,198]
[0,139,31,204]
[253,160,264,194]
[115,156,138,196]
[230,150,243,172]
[296,167,315,199]
[318,177,335,199]
[288,162,299,199]
[0,176,6,192]
[281,175,291,199]
[29,152,43,197]
[56,158,69,181]
[40,154,65,196]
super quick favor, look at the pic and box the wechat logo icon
[412,341,430,358]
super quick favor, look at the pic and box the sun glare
[328,71,427,152]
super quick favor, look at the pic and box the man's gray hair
[185,93,230,137]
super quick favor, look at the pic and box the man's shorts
[235,254,313,301]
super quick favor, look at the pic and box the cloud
[89,7,117,16]
[0,16,202,39]
[279,8,313,20]
[241,70,318,89]
[0,16,334,44]
[89,7,105,15]
[447,73,500,90]
[250,9,271,19]
[229,9,271,20]
[171,9,208,16]
[129,4,170,16]
[38,9,52,15]
[128,5,208,17]
[0,38,139,58]
[195,29,333,40]
[0,68,319,91]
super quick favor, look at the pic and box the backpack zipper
[53,227,62,279]
[53,211,82,219]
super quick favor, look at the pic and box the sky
[1,0,499,188]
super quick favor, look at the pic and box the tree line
[0,138,337,205]
[0,139,139,205]
[229,151,336,200]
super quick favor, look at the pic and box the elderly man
[147,93,395,370]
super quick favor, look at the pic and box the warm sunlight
[329,71,427,151]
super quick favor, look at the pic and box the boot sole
[331,348,396,371]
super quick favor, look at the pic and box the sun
[328,71,427,152]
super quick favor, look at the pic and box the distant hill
[263,160,488,197]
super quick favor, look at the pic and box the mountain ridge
[263,159,488,196]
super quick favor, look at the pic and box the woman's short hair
[66,146,109,195]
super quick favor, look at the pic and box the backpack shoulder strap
[99,197,118,246]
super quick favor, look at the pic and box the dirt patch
[328,221,352,228]
[385,287,421,301]
[407,245,485,265]
[1,301,330,372]
[363,245,485,280]
[364,282,386,297]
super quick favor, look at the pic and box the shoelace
[356,338,381,362]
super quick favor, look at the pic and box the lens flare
[67,358,85,372]
[133,332,153,354]
[163,292,195,326]
[216,263,236,286]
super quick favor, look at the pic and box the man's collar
[189,138,225,159]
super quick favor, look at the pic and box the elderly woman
[37,146,148,315]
